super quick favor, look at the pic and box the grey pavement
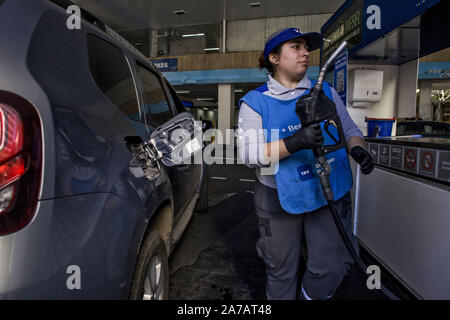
[169,163,266,300]
[168,161,412,300]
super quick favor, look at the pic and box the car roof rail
[48,0,106,32]
[48,0,149,62]
[102,25,148,61]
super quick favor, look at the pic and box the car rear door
[134,63,198,217]
[162,78,202,202]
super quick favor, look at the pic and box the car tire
[129,231,169,300]
[195,165,208,212]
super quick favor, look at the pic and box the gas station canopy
[320,0,450,65]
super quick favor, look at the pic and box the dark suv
[396,121,450,138]
[0,0,206,299]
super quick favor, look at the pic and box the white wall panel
[356,168,450,299]
[226,14,332,52]
[347,64,399,136]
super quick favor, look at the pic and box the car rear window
[135,63,173,129]
[165,79,186,114]
[87,34,140,121]
[397,122,450,136]
[431,125,446,134]
[397,123,424,135]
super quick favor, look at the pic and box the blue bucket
[365,118,396,137]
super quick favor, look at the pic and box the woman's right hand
[282,123,324,154]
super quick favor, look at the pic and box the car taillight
[0,93,42,235]
[0,155,26,190]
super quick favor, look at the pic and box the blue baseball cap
[263,28,323,59]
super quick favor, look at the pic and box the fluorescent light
[248,2,262,8]
[204,47,220,51]
[234,89,244,93]
[173,10,187,15]
[182,33,205,38]
[197,98,215,101]
[176,90,191,94]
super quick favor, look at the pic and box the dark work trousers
[254,180,357,300]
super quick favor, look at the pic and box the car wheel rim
[142,254,164,300]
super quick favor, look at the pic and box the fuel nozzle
[295,41,348,156]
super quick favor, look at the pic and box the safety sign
[404,148,418,173]
[368,143,379,164]
[437,151,450,182]
[379,144,390,166]
[390,146,403,169]
[419,149,437,178]
[422,152,433,169]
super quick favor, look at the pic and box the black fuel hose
[313,149,399,299]
[303,40,401,300]
[325,191,400,300]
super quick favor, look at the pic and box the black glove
[283,123,324,154]
[350,146,374,175]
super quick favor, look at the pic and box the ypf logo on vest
[297,164,314,181]
[297,158,336,182]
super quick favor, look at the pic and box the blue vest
[240,80,353,214]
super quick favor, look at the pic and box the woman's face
[271,38,310,80]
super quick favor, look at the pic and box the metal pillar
[218,84,235,144]
[418,81,433,120]
[150,29,158,57]
[397,59,419,119]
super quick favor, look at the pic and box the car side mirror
[147,112,202,167]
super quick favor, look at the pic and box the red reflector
[0,155,26,189]
[0,104,23,164]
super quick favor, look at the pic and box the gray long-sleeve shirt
[237,75,363,188]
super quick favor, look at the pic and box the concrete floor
[168,162,412,300]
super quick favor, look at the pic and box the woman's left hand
[350,146,374,174]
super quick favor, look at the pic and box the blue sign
[150,58,178,72]
[182,100,193,108]
[418,62,450,80]
[360,0,442,49]
[334,50,348,106]
[321,0,444,63]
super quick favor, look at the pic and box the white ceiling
[69,0,345,104]
[72,0,344,30]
